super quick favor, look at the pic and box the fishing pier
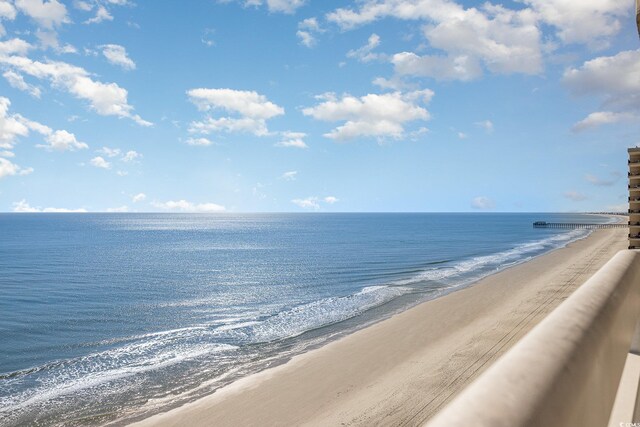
[532,221,627,229]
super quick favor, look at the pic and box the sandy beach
[131,225,628,427]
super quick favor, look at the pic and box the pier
[533,221,627,229]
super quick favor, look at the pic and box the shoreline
[130,224,628,427]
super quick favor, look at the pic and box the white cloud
[85,5,112,24]
[132,192,146,203]
[275,131,308,148]
[302,90,433,141]
[563,50,640,132]
[0,38,33,55]
[35,28,76,53]
[97,146,121,157]
[234,0,305,14]
[326,0,626,49]
[328,1,542,80]
[324,196,338,204]
[3,70,41,97]
[297,17,322,47]
[292,195,338,209]
[100,44,135,70]
[12,199,87,212]
[347,33,382,63]
[15,0,69,29]
[0,96,85,176]
[564,50,640,111]
[73,1,92,11]
[151,199,226,213]
[0,157,33,178]
[280,170,297,180]
[571,111,637,132]
[584,172,621,187]
[185,137,214,146]
[121,150,141,162]
[563,191,587,202]
[392,52,482,81]
[296,30,315,48]
[188,88,284,119]
[37,130,88,151]
[0,98,30,151]
[0,0,17,21]
[471,196,495,210]
[523,0,630,47]
[90,156,111,169]
[187,88,284,137]
[474,120,493,133]
[106,205,128,212]
[292,197,320,210]
[0,55,151,126]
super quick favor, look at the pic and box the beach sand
[131,226,628,427]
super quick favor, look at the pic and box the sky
[0,0,638,213]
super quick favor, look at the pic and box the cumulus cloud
[563,191,587,202]
[37,129,88,151]
[85,5,112,24]
[328,1,542,80]
[292,197,320,210]
[471,196,495,210]
[0,55,151,126]
[280,170,297,180]
[296,18,323,47]
[563,50,640,131]
[106,205,128,212]
[0,38,33,55]
[185,137,214,146]
[232,0,305,14]
[474,120,494,133]
[326,0,627,48]
[324,196,338,204]
[35,28,76,53]
[572,111,637,133]
[151,199,226,213]
[392,52,482,81]
[291,195,339,210]
[0,0,17,36]
[564,50,640,110]
[97,146,121,157]
[325,0,628,81]
[275,131,308,148]
[0,96,85,176]
[132,192,146,203]
[3,70,41,97]
[100,44,135,70]
[15,0,69,29]
[302,90,433,141]
[584,172,621,187]
[187,88,284,137]
[523,0,630,47]
[90,156,111,169]
[0,97,30,151]
[12,199,87,212]
[0,157,33,178]
[121,150,141,162]
[347,33,382,62]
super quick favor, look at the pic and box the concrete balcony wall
[425,250,640,427]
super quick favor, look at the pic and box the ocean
[0,213,609,426]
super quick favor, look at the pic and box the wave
[0,226,591,425]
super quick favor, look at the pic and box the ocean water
[0,213,609,426]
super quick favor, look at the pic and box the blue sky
[0,0,638,213]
